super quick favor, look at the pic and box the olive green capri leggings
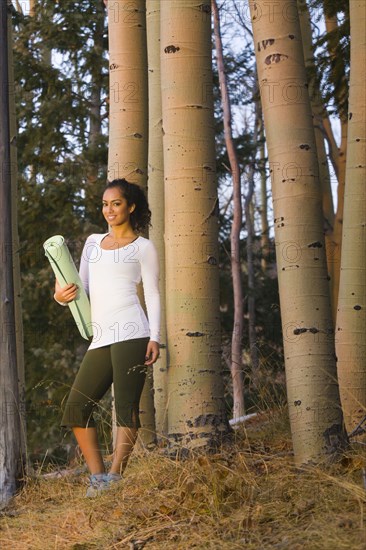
[61,337,150,430]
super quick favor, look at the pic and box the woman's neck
[108,226,136,240]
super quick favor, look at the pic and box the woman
[54,178,160,497]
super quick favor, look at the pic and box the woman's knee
[61,398,97,428]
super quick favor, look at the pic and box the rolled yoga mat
[43,235,93,340]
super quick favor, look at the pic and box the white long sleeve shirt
[79,233,161,350]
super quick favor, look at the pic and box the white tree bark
[336,0,366,437]
[161,0,229,449]
[146,0,168,442]
[250,0,347,464]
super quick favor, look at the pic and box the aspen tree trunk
[137,368,156,447]
[250,0,346,464]
[0,1,23,506]
[8,0,26,464]
[28,0,35,16]
[322,116,341,182]
[161,0,229,449]
[298,5,335,228]
[336,0,366,436]
[107,0,148,185]
[107,0,155,445]
[212,0,244,420]
[324,11,348,318]
[297,0,336,305]
[324,12,349,130]
[258,115,270,273]
[14,0,22,13]
[146,0,168,442]
[245,109,259,375]
[294,5,342,191]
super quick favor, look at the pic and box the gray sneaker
[106,473,122,483]
[86,473,110,498]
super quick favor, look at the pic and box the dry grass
[1,409,365,550]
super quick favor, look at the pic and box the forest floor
[0,408,365,550]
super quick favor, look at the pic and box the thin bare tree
[212,0,245,420]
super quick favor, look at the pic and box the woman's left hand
[144,340,160,365]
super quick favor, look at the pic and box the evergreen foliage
[308,0,350,119]
[12,0,108,463]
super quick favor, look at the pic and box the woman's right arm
[53,236,91,305]
[54,280,78,305]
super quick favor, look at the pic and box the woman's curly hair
[104,179,152,233]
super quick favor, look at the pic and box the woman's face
[102,187,135,228]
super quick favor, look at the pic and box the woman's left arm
[144,340,159,365]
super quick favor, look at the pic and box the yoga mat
[43,235,93,340]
